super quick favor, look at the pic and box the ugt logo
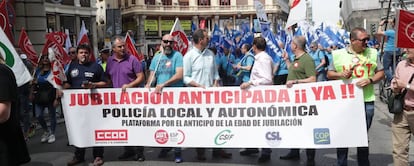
[314,128,330,145]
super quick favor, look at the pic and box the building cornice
[45,2,97,16]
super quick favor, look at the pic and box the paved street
[22,90,414,166]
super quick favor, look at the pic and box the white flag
[46,48,67,90]
[170,18,189,55]
[285,0,307,29]
[0,28,32,86]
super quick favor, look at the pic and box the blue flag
[261,22,282,63]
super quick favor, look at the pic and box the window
[46,14,56,32]
[124,0,128,7]
[145,0,155,5]
[163,0,172,5]
[132,0,135,5]
[198,0,210,6]
[80,0,90,7]
[220,0,230,6]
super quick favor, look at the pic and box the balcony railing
[121,4,281,15]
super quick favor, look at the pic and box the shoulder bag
[388,74,414,114]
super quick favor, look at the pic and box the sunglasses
[163,40,174,44]
[356,38,369,42]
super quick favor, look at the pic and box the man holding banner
[183,29,232,160]
[64,44,108,166]
[327,27,384,166]
[145,34,184,163]
[106,36,146,161]
[279,36,317,165]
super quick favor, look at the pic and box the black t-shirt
[65,62,106,88]
[0,64,30,165]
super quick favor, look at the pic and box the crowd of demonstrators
[31,54,58,144]
[0,54,31,166]
[376,18,399,83]
[106,36,146,162]
[145,34,184,163]
[183,29,232,161]
[391,48,414,166]
[328,27,384,166]
[64,44,108,166]
[279,36,317,166]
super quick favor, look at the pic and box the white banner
[62,80,367,148]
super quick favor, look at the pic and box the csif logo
[95,130,128,141]
[314,128,330,144]
[214,129,234,145]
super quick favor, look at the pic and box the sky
[311,0,341,26]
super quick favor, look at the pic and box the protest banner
[62,80,367,148]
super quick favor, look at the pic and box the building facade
[97,0,289,56]
[14,0,97,54]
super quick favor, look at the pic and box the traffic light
[371,24,376,34]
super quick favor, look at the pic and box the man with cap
[99,47,110,71]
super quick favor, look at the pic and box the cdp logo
[214,129,234,145]
[314,128,330,144]
[95,130,128,141]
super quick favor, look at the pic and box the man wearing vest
[327,27,384,166]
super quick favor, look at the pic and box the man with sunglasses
[145,34,184,163]
[327,27,384,166]
[106,36,146,161]
[64,47,78,74]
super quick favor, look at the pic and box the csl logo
[95,130,128,141]
[265,131,282,147]
[214,129,234,145]
[154,129,169,144]
[314,128,330,144]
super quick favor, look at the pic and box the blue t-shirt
[66,62,106,88]
[35,69,51,84]
[149,51,184,87]
[384,29,396,52]
[239,53,255,82]
[309,50,325,72]
[220,53,236,76]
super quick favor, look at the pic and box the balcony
[121,4,281,16]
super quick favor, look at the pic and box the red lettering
[190,91,202,104]
[322,85,336,100]
[252,90,264,103]
[110,92,118,104]
[204,91,213,104]
[131,92,141,104]
[221,91,232,104]
[120,92,131,104]
[241,90,251,103]
[90,93,102,105]
[78,93,89,106]
[162,91,174,104]
[178,91,190,104]
[69,94,76,106]
[278,89,290,102]
[264,90,276,103]
[311,86,323,100]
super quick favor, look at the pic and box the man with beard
[145,34,184,163]
[64,44,107,166]
[106,36,146,161]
